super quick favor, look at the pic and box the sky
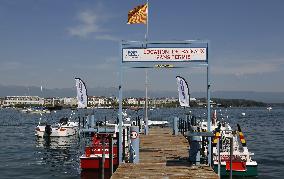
[0,0,283,93]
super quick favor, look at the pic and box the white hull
[35,122,78,137]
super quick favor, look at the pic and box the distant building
[3,96,43,106]
[88,96,113,107]
[126,98,139,105]
[63,97,77,106]
[44,97,62,106]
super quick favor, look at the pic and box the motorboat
[80,133,118,170]
[188,110,257,176]
[212,123,258,176]
[35,117,79,137]
[148,120,168,127]
[21,107,50,114]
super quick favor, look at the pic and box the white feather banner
[75,78,88,108]
[176,76,190,107]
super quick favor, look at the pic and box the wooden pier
[111,127,218,179]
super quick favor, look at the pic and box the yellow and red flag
[127,3,148,24]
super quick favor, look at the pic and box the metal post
[178,118,181,133]
[104,116,107,133]
[217,137,221,177]
[116,131,120,164]
[138,116,141,133]
[182,120,185,135]
[109,135,113,175]
[187,114,190,131]
[122,128,125,161]
[144,69,149,135]
[173,117,178,135]
[118,57,123,164]
[129,126,139,163]
[207,54,212,166]
[90,115,95,128]
[82,117,85,128]
[230,137,233,179]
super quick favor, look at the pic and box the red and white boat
[80,133,118,170]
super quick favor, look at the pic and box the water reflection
[35,136,80,176]
[35,136,76,149]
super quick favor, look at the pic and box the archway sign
[118,40,212,166]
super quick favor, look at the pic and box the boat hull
[213,163,258,176]
[80,156,118,169]
[35,125,78,137]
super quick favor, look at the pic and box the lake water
[0,107,283,179]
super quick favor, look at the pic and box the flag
[176,76,190,107]
[75,78,88,108]
[127,3,148,24]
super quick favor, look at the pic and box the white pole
[217,138,221,177]
[144,0,149,135]
[145,69,149,135]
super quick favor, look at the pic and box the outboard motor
[45,124,52,136]
[59,117,68,125]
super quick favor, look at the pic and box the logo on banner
[180,80,186,100]
[128,50,139,58]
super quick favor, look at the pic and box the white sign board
[122,48,207,62]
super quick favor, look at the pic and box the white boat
[212,123,258,176]
[35,117,79,137]
[148,120,168,127]
[267,107,272,111]
[21,107,50,114]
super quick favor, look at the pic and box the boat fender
[237,124,246,147]
[212,124,221,147]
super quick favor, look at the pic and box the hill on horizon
[0,84,283,103]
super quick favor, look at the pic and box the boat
[148,120,168,127]
[212,123,258,176]
[35,117,79,137]
[188,110,257,176]
[267,107,272,111]
[21,107,50,114]
[80,133,118,170]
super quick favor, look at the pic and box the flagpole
[144,0,149,135]
[145,0,149,41]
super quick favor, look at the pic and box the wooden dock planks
[111,127,218,179]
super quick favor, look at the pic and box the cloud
[68,5,120,41]
[212,59,283,76]
[68,10,102,38]
[95,34,120,41]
